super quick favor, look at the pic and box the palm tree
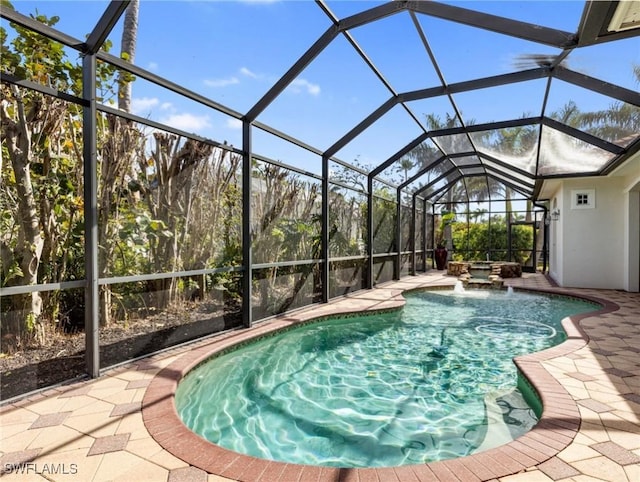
[491,122,538,222]
[396,157,414,183]
[411,114,502,248]
[551,65,640,145]
[118,0,139,113]
[99,0,140,325]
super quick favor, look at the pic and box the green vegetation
[1,8,244,351]
[1,4,638,359]
[451,217,534,264]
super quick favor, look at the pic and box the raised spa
[175,288,595,468]
[469,263,492,279]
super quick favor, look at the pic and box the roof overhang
[578,0,640,45]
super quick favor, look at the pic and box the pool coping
[141,284,620,481]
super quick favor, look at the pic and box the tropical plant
[451,216,533,263]
[250,162,321,316]
[1,7,119,347]
[1,3,245,349]
[395,157,414,183]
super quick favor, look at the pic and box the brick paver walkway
[1,272,639,481]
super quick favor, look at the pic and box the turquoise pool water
[176,288,596,468]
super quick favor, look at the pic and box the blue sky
[6,1,639,179]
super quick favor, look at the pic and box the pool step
[475,388,517,452]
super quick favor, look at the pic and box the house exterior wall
[623,188,640,292]
[548,177,626,289]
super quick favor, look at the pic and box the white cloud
[160,102,173,110]
[204,76,240,88]
[226,118,243,130]
[240,67,259,79]
[290,78,320,96]
[147,61,159,71]
[131,97,160,115]
[160,113,212,132]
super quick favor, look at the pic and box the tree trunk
[1,87,44,346]
[97,115,144,325]
[444,191,454,251]
[92,0,140,326]
[505,187,513,223]
[118,0,139,113]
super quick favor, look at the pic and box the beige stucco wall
[624,189,640,291]
[548,177,625,289]
[564,177,625,289]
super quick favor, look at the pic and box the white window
[571,189,595,209]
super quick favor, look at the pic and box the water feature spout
[453,280,466,294]
[506,286,514,297]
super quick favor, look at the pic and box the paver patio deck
[1,272,639,481]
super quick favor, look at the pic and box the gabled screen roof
[4,0,639,204]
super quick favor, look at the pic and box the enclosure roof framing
[1,6,83,48]
[84,0,129,54]
[407,1,577,48]
[3,0,639,206]
[313,1,638,203]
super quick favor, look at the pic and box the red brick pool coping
[141,285,619,481]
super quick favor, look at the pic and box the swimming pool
[175,288,596,468]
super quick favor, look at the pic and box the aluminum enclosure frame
[1,0,639,381]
